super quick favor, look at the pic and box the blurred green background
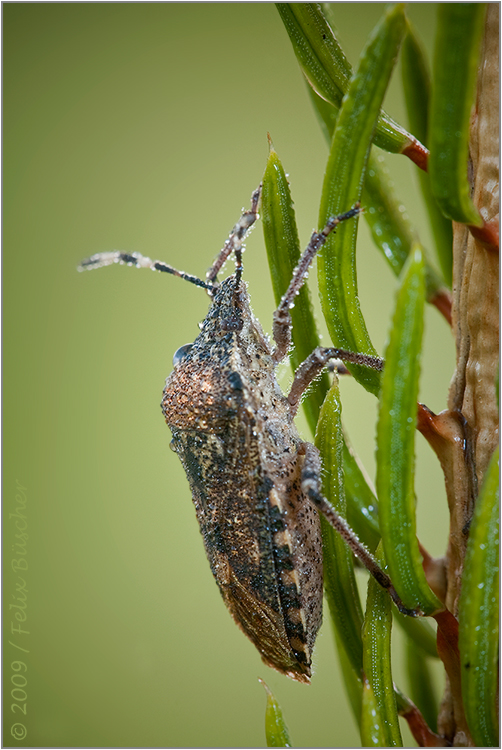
[4,4,452,747]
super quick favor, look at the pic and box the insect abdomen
[168,413,322,682]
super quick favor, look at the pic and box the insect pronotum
[79,184,420,683]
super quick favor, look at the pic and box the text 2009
[10,661,27,741]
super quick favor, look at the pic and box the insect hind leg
[300,442,422,618]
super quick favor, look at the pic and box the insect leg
[300,442,423,618]
[205,184,262,287]
[287,346,384,416]
[272,204,362,362]
[77,251,215,292]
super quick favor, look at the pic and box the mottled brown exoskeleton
[79,185,417,683]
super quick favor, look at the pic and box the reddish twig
[467,217,499,252]
[402,138,429,171]
[398,700,449,747]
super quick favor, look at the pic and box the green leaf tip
[259,679,292,748]
[261,146,329,433]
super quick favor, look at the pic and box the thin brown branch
[398,701,449,747]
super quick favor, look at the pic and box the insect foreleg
[300,442,423,618]
[272,204,362,362]
[288,346,384,416]
[205,184,262,287]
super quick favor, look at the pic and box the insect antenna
[77,251,216,293]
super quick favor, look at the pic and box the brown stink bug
[78,185,418,683]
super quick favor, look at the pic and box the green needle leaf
[259,680,292,748]
[459,446,499,747]
[364,154,448,305]
[306,82,451,320]
[275,3,426,160]
[261,142,329,435]
[428,3,485,226]
[316,379,364,676]
[400,23,429,148]
[376,247,441,614]
[334,628,363,725]
[362,543,403,747]
[401,22,453,286]
[275,2,351,110]
[394,610,438,659]
[318,3,406,396]
[405,639,438,732]
[342,439,380,553]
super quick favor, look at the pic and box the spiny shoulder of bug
[166,298,290,455]
[181,273,277,366]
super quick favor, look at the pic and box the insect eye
[172,343,193,366]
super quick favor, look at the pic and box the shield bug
[79,185,419,683]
